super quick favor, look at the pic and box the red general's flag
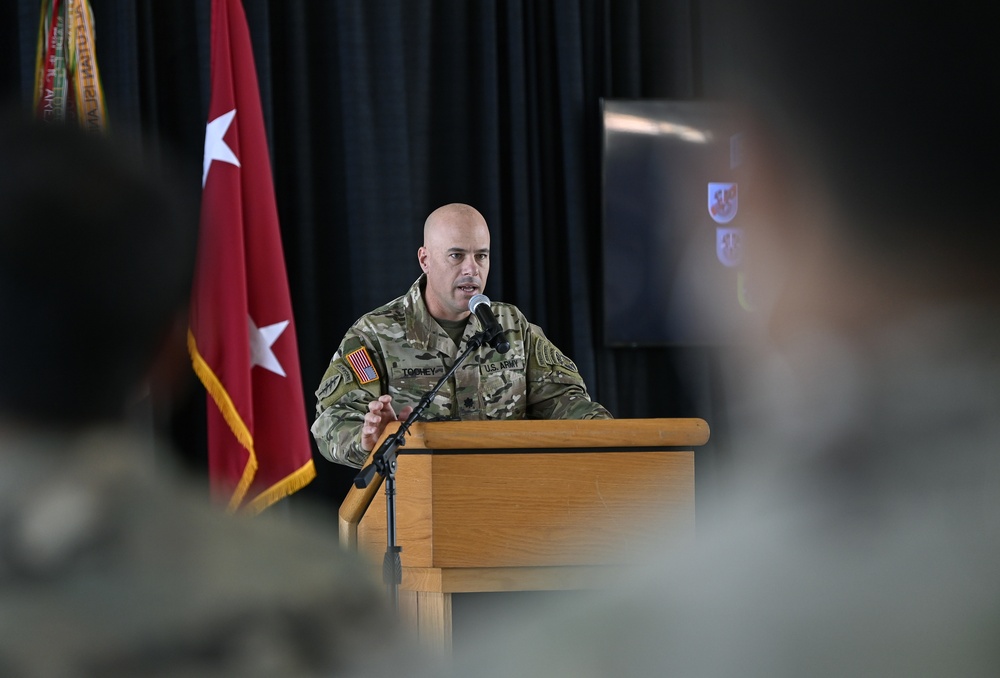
[189,0,315,513]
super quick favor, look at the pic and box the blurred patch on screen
[602,99,755,346]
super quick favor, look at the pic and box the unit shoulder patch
[534,336,579,373]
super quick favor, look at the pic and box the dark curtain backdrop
[1,0,735,511]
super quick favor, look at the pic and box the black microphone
[468,294,510,354]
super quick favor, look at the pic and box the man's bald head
[418,203,492,321]
[423,203,488,246]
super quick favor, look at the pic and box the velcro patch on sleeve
[345,346,379,384]
[534,335,579,373]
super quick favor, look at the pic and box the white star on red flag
[202,108,240,186]
[248,315,289,377]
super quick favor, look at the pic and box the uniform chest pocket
[479,359,527,419]
[387,365,451,413]
[391,365,448,391]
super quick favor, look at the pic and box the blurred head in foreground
[725,1,999,342]
[712,0,1000,484]
[0,110,197,430]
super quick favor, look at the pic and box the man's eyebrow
[446,246,490,254]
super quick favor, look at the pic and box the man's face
[418,213,491,321]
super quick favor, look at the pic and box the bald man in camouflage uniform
[312,203,611,468]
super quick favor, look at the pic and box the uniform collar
[403,274,477,355]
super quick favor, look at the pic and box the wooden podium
[339,418,709,652]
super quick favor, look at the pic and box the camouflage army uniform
[312,275,612,467]
[0,425,422,678]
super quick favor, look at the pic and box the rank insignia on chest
[345,346,379,384]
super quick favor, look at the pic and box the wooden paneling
[358,450,694,568]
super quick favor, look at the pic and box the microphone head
[469,294,490,313]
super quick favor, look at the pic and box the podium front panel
[357,448,694,569]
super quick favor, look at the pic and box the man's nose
[461,257,479,277]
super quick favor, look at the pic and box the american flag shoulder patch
[345,346,379,385]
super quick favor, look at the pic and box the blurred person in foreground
[0,113,419,677]
[437,2,1000,676]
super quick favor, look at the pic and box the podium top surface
[384,418,710,451]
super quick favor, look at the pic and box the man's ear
[417,246,429,273]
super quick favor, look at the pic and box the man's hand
[361,395,415,453]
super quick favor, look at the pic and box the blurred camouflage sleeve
[310,332,386,468]
[524,324,612,420]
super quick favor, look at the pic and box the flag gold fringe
[244,458,317,515]
[187,329,257,512]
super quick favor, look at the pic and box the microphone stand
[353,330,493,610]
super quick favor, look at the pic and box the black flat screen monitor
[601,99,754,347]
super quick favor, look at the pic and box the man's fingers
[362,396,402,452]
[377,394,400,422]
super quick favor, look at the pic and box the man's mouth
[456,278,480,294]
